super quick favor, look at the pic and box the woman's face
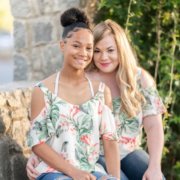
[93,34,119,73]
[61,28,93,70]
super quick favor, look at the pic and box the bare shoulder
[31,73,56,120]
[104,85,112,109]
[140,68,156,88]
[31,86,45,120]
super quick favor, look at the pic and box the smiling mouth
[76,59,87,65]
[100,62,111,67]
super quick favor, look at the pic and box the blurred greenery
[0,0,13,32]
[94,0,180,179]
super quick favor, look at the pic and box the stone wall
[0,82,34,179]
[10,0,97,82]
[0,82,33,157]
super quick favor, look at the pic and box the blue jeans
[98,149,165,180]
[36,171,118,180]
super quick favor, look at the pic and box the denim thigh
[36,172,72,180]
[97,155,129,180]
[36,171,118,180]
[92,171,118,180]
[121,149,166,180]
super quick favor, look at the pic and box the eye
[87,47,93,51]
[108,49,114,53]
[94,49,100,53]
[72,44,79,48]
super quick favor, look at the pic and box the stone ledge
[0,81,35,157]
[0,81,36,92]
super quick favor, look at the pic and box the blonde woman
[27,19,166,180]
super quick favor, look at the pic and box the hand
[26,155,40,180]
[142,166,163,180]
[71,169,96,180]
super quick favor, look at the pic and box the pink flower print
[120,136,136,145]
[98,102,103,115]
[80,135,91,145]
[60,114,67,118]
[103,132,114,140]
[88,156,94,162]
[60,152,68,160]
[154,98,166,113]
[154,98,161,108]
[70,106,80,117]
[92,150,98,156]
[38,140,45,145]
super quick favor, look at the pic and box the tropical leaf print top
[112,69,166,159]
[27,72,117,174]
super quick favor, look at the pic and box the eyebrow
[95,46,114,49]
[72,40,93,46]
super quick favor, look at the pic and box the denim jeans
[36,171,118,180]
[97,156,128,180]
[98,149,166,180]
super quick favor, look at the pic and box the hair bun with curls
[61,7,89,27]
[60,7,90,38]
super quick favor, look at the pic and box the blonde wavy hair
[92,19,145,118]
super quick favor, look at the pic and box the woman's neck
[60,66,86,83]
[98,70,117,84]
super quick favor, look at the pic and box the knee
[98,175,118,180]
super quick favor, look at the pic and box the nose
[101,52,108,61]
[79,47,87,57]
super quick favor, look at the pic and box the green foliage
[95,0,180,179]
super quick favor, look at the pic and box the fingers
[142,175,146,180]
[26,163,39,176]
[26,167,38,179]
[90,174,96,180]
[26,161,39,180]
[33,156,40,167]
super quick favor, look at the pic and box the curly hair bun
[60,7,89,27]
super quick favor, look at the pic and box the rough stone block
[32,17,55,45]
[11,108,28,120]
[37,0,53,14]
[13,21,27,50]
[42,44,63,75]
[0,138,11,180]
[14,54,29,81]
[0,94,7,106]
[10,0,33,18]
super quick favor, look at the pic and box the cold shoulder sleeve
[99,103,117,141]
[141,86,166,118]
[27,83,56,148]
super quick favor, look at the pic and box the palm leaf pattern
[27,82,117,173]
[112,77,165,158]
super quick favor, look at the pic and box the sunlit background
[0,0,14,84]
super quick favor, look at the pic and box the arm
[103,86,120,179]
[143,114,164,179]
[32,143,84,178]
[140,69,165,179]
[103,139,120,179]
